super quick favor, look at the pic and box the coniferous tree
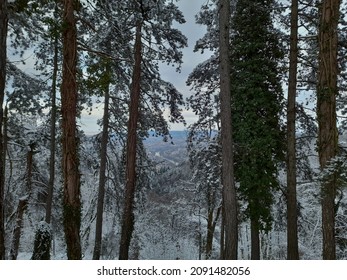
[286,0,299,260]
[61,0,81,260]
[187,0,232,259]
[279,3,320,255]
[119,22,142,260]
[92,60,111,260]
[219,0,238,260]
[88,41,117,259]
[62,0,186,260]
[317,0,341,260]
[81,1,134,259]
[118,0,187,259]
[231,0,285,259]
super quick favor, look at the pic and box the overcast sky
[161,0,212,130]
[81,0,212,134]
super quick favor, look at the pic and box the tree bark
[286,0,299,260]
[119,23,142,260]
[61,0,81,260]
[93,72,110,260]
[317,0,340,260]
[0,0,8,260]
[219,0,238,260]
[250,218,260,260]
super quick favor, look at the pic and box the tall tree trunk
[219,0,238,260]
[93,75,110,260]
[119,23,142,260]
[61,0,81,260]
[317,0,340,260]
[286,0,299,260]
[250,218,260,260]
[0,0,8,260]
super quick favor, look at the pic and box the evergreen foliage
[231,0,285,232]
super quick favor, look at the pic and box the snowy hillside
[8,131,347,260]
